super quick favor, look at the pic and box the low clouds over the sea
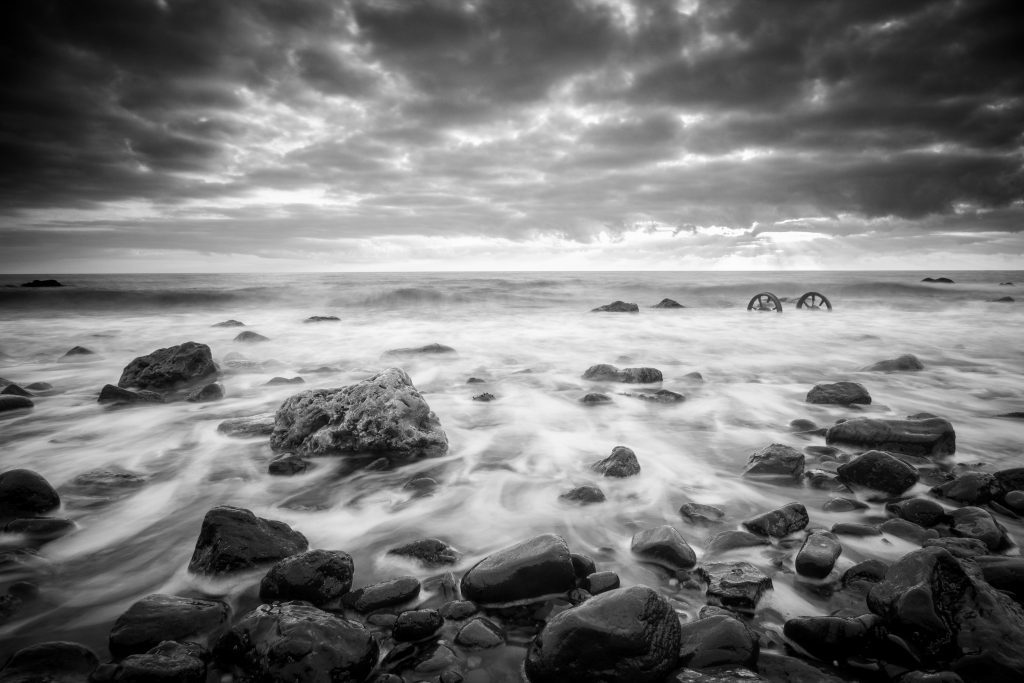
[2,0,1022,270]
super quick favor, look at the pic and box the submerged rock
[381,343,457,358]
[97,384,164,405]
[184,382,223,403]
[863,354,925,372]
[460,533,575,606]
[211,319,244,327]
[0,395,34,413]
[742,502,809,538]
[705,530,769,555]
[59,345,96,361]
[20,279,62,287]
[387,538,459,567]
[697,562,773,610]
[304,315,340,323]
[216,413,275,438]
[0,469,60,518]
[215,602,377,683]
[623,388,685,403]
[679,502,726,525]
[524,585,680,683]
[0,641,98,682]
[742,443,805,481]
[592,446,641,477]
[108,594,229,658]
[259,549,354,607]
[582,364,662,383]
[265,376,304,385]
[59,466,146,506]
[268,453,312,476]
[580,393,612,405]
[117,342,218,391]
[631,526,696,571]
[560,485,606,505]
[270,367,448,459]
[590,301,640,312]
[826,417,956,457]
[187,506,308,575]
[806,382,872,405]
[837,450,919,495]
[652,298,685,309]
[0,383,30,397]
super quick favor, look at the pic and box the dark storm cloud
[1,0,1023,269]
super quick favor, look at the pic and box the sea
[1,270,1023,675]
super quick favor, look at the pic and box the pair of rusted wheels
[746,291,832,312]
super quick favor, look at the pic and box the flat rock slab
[698,561,773,610]
[826,417,956,457]
[742,502,809,538]
[117,342,218,391]
[108,593,230,658]
[460,533,575,606]
[582,364,662,383]
[217,414,275,438]
[187,506,308,576]
[806,382,872,405]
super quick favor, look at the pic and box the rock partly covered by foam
[582,364,662,383]
[652,298,685,308]
[837,450,920,495]
[592,446,641,477]
[216,413,275,438]
[97,384,164,406]
[863,354,925,372]
[826,417,956,456]
[381,343,457,358]
[806,382,872,405]
[461,533,575,606]
[108,594,230,659]
[0,395,34,413]
[215,602,377,683]
[270,368,448,459]
[0,469,60,518]
[630,525,696,571]
[187,506,308,576]
[742,443,805,481]
[117,342,218,391]
[590,301,639,312]
[524,585,680,683]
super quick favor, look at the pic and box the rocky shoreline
[3,333,1024,682]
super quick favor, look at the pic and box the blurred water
[1,270,1023,664]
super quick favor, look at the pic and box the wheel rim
[747,292,783,313]
[797,291,832,311]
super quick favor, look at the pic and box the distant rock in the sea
[265,376,304,385]
[989,296,1015,302]
[1000,281,1014,286]
[591,301,639,312]
[298,365,339,374]
[466,377,486,384]
[118,341,218,391]
[20,279,62,287]
[921,276,955,283]
[806,381,871,405]
[304,315,340,323]
[622,388,684,403]
[381,342,457,358]
[652,298,685,308]
[59,345,96,362]
[582,364,662,383]
[212,319,245,327]
[0,395,34,413]
[863,354,924,372]
[472,392,496,402]
[234,331,269,343]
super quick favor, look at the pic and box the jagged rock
[795,531,843,579]
[304,316,340,323]
[826,417,956,457]
[742,444,805,481]
[387,538,459,567]
[270,368,448,459]
[455,617,505,649]
[697,562,773,610]
[931,472,999,505]
[216,413,275,438]
[592,446,641,477]
[584,571,620,595]
[867,547,1024,679]
[837,450,919,495]
[582,364,662,383]
[742,502,809,538]
[233,331,269,343]
[460,533,575,606]
[949,506,1009,551]
[631,526,696,571]
[259,549,354,607]
[185,382,223,402]
[806,382,872,405]
[0,395,33,413]
[524,586,680,683]
[887,498,947,527]
[590,301,639,312]
[118,342,218,391]
[678,614,758,669]
[381,343,457,358]
[560,485,606,505]
[0,469,60,518]
[215,602,377,683]
[580,393,612,404]
[187,506,308,575]
[393,609,444,641]
[344,576,421,612]
[679,502,725,525]
[108,594,229,658]
[97,384,164,405]
[212,320,245,327]
[0,641,98,682]
[863,354,925,372]
[652,298,685,309]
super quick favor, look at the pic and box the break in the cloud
[1,0,1022,271]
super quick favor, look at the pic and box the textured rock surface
[270,368,448,459]
[742,502,809,538]
[108,594,229,658]
[697,562,773,609]
[117,342,218,391]
[187,506,308,575]
[259,549,354,607]
[826,417,956,457]
[631,525,697,571]
[678,614,758,669]
[109,641,207,683]
[806,382,872,405]
[387,538,459,567]
[795,531,843,579]
[652,298,685,308]
[0,641,98,682]
[837,450,920,495]
[97,384,164,405]
[559,485,606,504]
[344,576,421,612]
[582,364,662,383]
[742,443,805,481]
[216,413,275,438]
[592,446,641,477]
[460,533,575,605]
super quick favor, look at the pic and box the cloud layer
[2,0,1022,271]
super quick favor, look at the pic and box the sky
[1,0,1022,272]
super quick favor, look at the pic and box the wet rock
[789,418,818,432]
[975,557,1024,605]
[59,466,146,507]
[582,364,662,383]
[0,469,60,518]
[580,392,612,404]
[592,446,641,477]
[804,469,849,491]
[215,602,377,683]
[216,413,275,438]
[410,643,460,674]
[25,382,52,391]
[403,476,438,495]
[466,377,486,384]
[887,498,947,527]
[921,277,955,283]
[461,533,575,605]
[393,609,444,641]
[187,505,308,575]
[705,531,769,555]
[345,576,421,612]
[304,315,340,323]
[823,497,869,513]
[678,614,758,669]
[268,452,312,475]
[584,571,620,595]
[472,392,496,402]
[560,485,606,505]
[795,531,843,579]
[118,342,218,391]
[624,388,686,403]
[97,384,164,405]
[867,547,1024,679]
[382,343,457,358]
[259,549,354,607]
[212,319,244,327]
[843,559,888,587]
[881,519,939,545]
[755,652,846,683]
[0,383,31,397]
[270,367,448,459]
[108,594,229,658]
[742,443,805,481]
[524,585,680,683]
[826,417,956,457]
[949,506,1009,551]
[923,537,989,560]
[387,538,459,567]
[3,517,75,542]
[59,345,96,361]
[831,522,881,537]
[108,641,207,683]
[590,301,640,312]
[631,525,697,571]
[233,331,269,343]
[653,298,685,308]
[864,354,925,372]
[265,376,304,385]
[989,296,1015,303]
[184,382,223,402]
[0,641,98,682]
[455,616,505,649]
[439,600,477,620]
[837,450,919,495]
[697,562,773,610]
[20,279,62,287]
[680,502,726,525]
[783,615,878,664]
[806,382,872,406]
[571,553,597,580]
[930,472,999,505]
[0,395,34,413]
[742,502,809,538]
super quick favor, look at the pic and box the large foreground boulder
[868,547,1024,680]
[215,602,377,683]
[460,533,575,606]
[269,368,448,459]
[524,585,680,683]
[187,506,308,576]
[826,417,956,457]
[0,469,60,518]
[108,594,230,658]
[0,641,98,682]
[117,342,218,391]
[806,382,872,405]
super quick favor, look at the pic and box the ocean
[1,270,1023,676]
